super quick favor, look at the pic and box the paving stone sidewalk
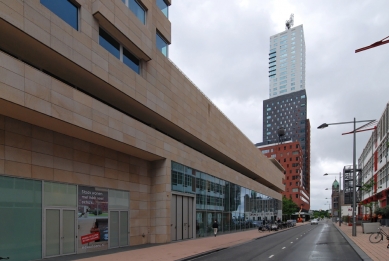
[335,222,389,261]
[47,223,308,261]
[49,221,388,261]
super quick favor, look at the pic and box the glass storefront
[172,162,281,237]
[0,176,129,261]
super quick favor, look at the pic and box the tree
[282,196,298,216]
[360,179,377,221]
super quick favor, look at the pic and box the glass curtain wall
[172,161,281,237]
[0,176,42,261]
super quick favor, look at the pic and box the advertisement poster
[77,186,109,253]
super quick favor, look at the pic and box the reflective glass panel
[44,182,77,207]
[123,48,140,74]
[129,0,145,24]
[156,33,168,57]
[0,177,42,260]
[156,0,168,17]
[63,210,76,254]
[110,211,119,247]
[120,211,128,246]
[109,189,129,209]
[41,0,78,30]
[171,162,280,237]
[99,28,120,59]
[46,209,60,256]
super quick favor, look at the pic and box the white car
[311,219,318,225]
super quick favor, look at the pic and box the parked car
[311,219,318,225]
[271,223,278,231]
[287,220,296,227]
[252,220,263,227]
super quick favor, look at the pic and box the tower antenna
[285,14,294,30]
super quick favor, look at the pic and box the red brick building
[257,141,310,212]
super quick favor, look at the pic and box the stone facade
[0,0,284,252]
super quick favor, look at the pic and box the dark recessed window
[156,0,168,17]
[99,28,120,59]
[123,48,140,74]
[41,0,78,30]
[99,28,140,74]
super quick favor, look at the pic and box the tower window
[123,0,146,24]
[156,0,169,17]
[156,32,169,57]
[41,0,78,30]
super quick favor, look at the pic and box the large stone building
[0,0,284,260]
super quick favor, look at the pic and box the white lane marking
[282,247,286,249]
[269,255,274,258]
[296,238,298,240]
[291,242,293,244]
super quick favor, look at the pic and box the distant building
[268,24,306,98]
[331,179,350,219]
[358,102,389,218]
[256,141,310,212]
[257,90,310,195]
[256,22,310,208]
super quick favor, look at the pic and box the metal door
[170,195,177,241]
[44,208,76,257]
[109,210,129,248]
[182,196,189,239]
[176,196,183,240]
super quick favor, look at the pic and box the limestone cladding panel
[1,49,282,199]
[0,115,158,245]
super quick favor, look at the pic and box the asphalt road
[189,220,362,261]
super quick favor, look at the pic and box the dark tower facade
[256,90,310,196]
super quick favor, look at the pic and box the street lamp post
[324,202,331,218]
[318,118,375,237]
[324,172,342,226]
[325,198,332,220]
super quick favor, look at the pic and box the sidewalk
[334,222,388,261]
[48,223,307,261]
[47,221,388,261]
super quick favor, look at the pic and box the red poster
[81,232,100,244]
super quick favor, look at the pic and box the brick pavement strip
[77,223,308,261]
[335,222,389,261]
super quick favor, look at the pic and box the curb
[333,223,373,261]
[176,248,228,261]
[176,223,307,261]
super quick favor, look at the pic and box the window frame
[99,27,141,74]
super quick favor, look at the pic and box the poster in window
[77,186,109,253]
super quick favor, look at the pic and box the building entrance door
[171,194,194,241]
[44,208,76,257]
[109,210,129,248]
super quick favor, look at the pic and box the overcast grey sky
[169,0,389,210]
